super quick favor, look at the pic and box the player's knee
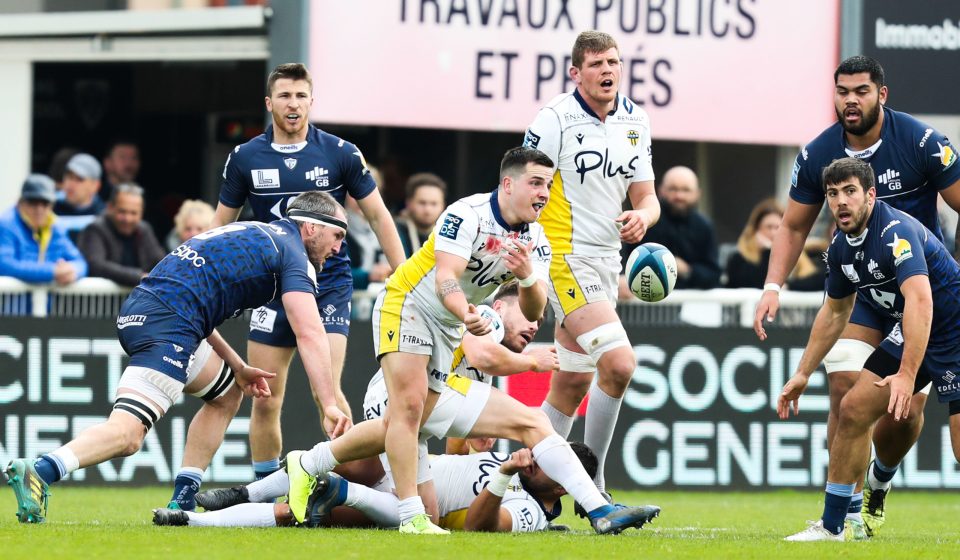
[576,322,632,384]
[521,408,554,444]
[116,425,145,457]
[207,385,243,415]
[252,391,284,417]
[837,393,874,431]
[600,352,635,388]
[391,392,425,424]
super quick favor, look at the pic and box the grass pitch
[1,487,958,559]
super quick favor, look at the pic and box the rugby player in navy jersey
[780,158,960,541]
[211,63,404,481]
[3,191,348,524]
[754,56,960,535]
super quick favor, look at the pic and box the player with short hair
[780,157,960,541]
[522,30,659,496]
[3,191,347,524]
[283,146,554,534]
[755,56,960,536]
[153,444,598,533]
[213,62,405,480]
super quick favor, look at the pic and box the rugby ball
[624,243,678,302]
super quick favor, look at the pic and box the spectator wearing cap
[0,174,87,285]
[54,153,106,238]
[78,184,166,287]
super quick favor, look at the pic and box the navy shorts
[877,324,960,404]
[117,290,201,384]
[849,297,896,334]
[248,282,352,347]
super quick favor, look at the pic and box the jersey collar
[573,89,619,121]
[840,106,890,160]
[265,124,315,153]
[489,189,529,233]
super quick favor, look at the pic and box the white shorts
[547,254,619,323]
[362,372,491,439]
[372,288,462,393]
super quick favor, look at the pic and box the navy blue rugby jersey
[826,200,960,346]
[792,107,960,240]
[219,124,376,286]
[137,219,317,339]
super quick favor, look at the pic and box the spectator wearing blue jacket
[0,174,88,284]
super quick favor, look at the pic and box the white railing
[0,276,825,327]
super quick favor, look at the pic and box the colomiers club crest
[283,157,297,170]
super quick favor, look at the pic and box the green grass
[1,487,959,559]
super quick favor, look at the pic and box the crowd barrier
[1,278,955,489]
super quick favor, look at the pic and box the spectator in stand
[101,139,141,203]
[54,153,106,239]
[78,183,165,287]
[623,166,720,291]
[396,172,446,257]
[725,198,824,291]
[167,199,216,252]
[48,147,79,195]
[347,165,391,290]
[0,174,87,285]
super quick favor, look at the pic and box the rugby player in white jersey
[153,445,599,533]
[522,31,660,497]
[281,146,553,534]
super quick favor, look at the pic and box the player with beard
[4,192,346,524]
[755,56,960,537]
[780,158,960,541]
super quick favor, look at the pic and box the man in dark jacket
[622,166,721,290]
[78,183,166,287]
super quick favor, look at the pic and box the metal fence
[0,276,824,327]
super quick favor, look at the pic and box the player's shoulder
[455,192,493,213]
[309,126,359,152]
[884,106,932,139]
[801,122,844,162]
[610,95,650,126]
[232,131,271,157]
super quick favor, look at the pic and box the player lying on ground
[4,191,349,524]
[778,158,960,541]
[153,445,597,533]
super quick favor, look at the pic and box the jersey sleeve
[633,117,655,183]
[523,108,562,168]
[882,222,929,285]
[500,494,549,532]
[789,149,827,205]
[277,233,319,295]
[339,141,377,200]
[432,202,480,261]
[219,146,249,209]
[825,242,855,299]
[916,127,960,190]
[529,229,552,282]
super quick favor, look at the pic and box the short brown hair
[405,172,447,200]
[267,63,313,96]
[822,157,875,192]
[572,31,619,68]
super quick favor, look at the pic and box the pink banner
[310,1,839,145]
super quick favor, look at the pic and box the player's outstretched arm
[502,239,547,321]
[283,290,351,437]
[875,275,932,421]
[777,294,855,419]
[210,203,242,229]
[356,189,406,271]
[206,329,275,398]
[461,333,556,376]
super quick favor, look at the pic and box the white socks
[583,380,623,491]
[397,496,426,525]
[186,503,277,527]
[541,401,575,439]
[50,447,80,476]
[247,470,290,502]
[344,481,401,527]
[532,434,607,512]
[300,442,340,476]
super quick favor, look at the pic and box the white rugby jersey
[385,191,551,326]
[524,91,654,257]
[432,452,559,532]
